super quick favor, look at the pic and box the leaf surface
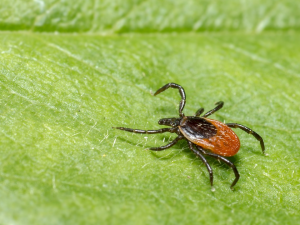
[1,1,300,225]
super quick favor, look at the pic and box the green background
[0,1,300,224]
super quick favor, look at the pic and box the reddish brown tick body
[179,117,240,157]
[114,83,265,190]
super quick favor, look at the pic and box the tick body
[113,83,265,190]
[179,117,240,157]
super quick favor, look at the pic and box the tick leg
[194,108,204,117]
[203,101,224,117]
[226,123,265,154]
[188,142,214,188]
[196,146,240,190]
[113,127,176,134]
[154,83,186,117]
[148,136,183,151]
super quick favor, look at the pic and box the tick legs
[154,83,186,117]
[226,123,265,154]
[203,101,224,117]
[194,108,204,117]
[188,142,214,188]
[149,136,183,151]
[113,127,176,134]
[196,146,240,190]
[113,126,182,151]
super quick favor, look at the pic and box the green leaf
[1,1,300,225]
[0,0,300,32]
[1,32,300,224]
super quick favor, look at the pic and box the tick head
[158,118,180,127]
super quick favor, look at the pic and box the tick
[113,83,265,190]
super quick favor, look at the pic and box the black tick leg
[196,146,240,190]
[188,142,214,189]
[113,127,176,134]
[203,101,224,117]
[226,123,265,154]
[148,136,183,151]
[194,108,204,117]
[154,83,186,117]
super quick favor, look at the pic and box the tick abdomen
[179,117,240,157]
